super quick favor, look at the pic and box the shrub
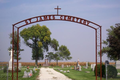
[106,65,117,78]
[14,67,21,72]
[88,62,90,66]
[39,64,41,66]
[94,64,105,77]
[94,64,118,78]
[3,66,8,73]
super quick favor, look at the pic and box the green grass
[0,66,40,80]
[53,66,120,80]
[1,66,120,80]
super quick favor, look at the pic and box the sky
[0,0,120,63]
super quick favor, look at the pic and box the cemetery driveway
[37,67,72,80]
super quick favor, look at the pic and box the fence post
[7,64,8,80]
[106,64,107,80]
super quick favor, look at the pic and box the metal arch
[13,14,101,29]
[12,14,102,80]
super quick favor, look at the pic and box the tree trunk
[49,60,51,64]
[35,38,38,66]
[56,60,58,66]
[35,59,38,66]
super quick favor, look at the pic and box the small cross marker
[54,6,61,15]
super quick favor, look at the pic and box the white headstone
[69,65,70,67]
[23,71,28,78]
[91,64,93,69]
[116,60,120,69]
[30,70,33,74]
[74,66,76,70]
[77,62,80,67]
[61,64,64,68]
[86,62,88,69]
[79,66,82,71]
[67,70,70,73]
[8,49,13,70]
[19,63,21,69]
[33,67,35,71]
[64,71,66,73]
[91,64,96,71]
[66,65,68,67]
[60,70,63,72]
[76,59,80,67]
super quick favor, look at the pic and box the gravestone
[43,59,49,67]
[67,70,69,73]
[105,60,109,65]
[76,62,80,67]
[69,65,70,67]
[33,67,37,73]
[8,49,14,70]
[76,59,80,67]
[30,70,33,74]
[116,60,120,69]
[86,62,88,69]
[19,63,21,68]
[61,64,64,68]
[19,63,21,70]
[33,67,35,71]
[91,64,96,71]
[91,64,93,69]
[74,66,76,70]
[23,71,28,78]
[64,71,66,73]
[66,65,68,67]
[28,72,32,77]
[60,70,63,72]
[79,65,81,71]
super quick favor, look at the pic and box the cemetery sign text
[14,15,99,30]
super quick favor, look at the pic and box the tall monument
[8,49,13,70]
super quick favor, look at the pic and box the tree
[59,45,72,60]
[100,23,120,60]
[53,45,72,66]
[20,24,51,66]
[8,31,23,61]
[46,38,59,64]
[45,52,54,63]
[53,52,61,66]
[46,45,72,66]
[50,38,59,51]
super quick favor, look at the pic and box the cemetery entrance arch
[12,6,102,80]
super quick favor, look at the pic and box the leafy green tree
[59,45,72,60]
[20,24,51,66]
[50,38,59,51]
[100,23,120,60]
[53,52,61,66]
[45,52,54,63]
[53,45,72,66]
[46,38,59,64]
[8,31,23,61]
[46,45,72,66]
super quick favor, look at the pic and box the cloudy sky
[0,0,120,62]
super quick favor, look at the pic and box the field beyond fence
[0,62,115,66]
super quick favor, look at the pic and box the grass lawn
[0,66,40,80]
[53,66,120,80]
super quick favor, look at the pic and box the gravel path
[37,67,72,80]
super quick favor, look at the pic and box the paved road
[37,67,72,80]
